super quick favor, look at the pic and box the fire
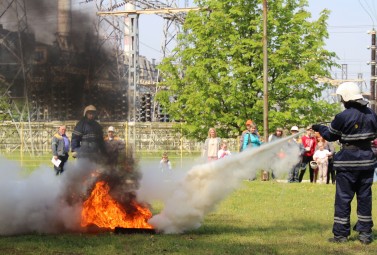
[81,181,153,230]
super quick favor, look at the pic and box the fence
[0,121,240,158]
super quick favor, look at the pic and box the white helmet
[290,126,299,132]
[310,161,318,170]
[336,82,363,102]
[83,105,96,116]
[108,126,115,132]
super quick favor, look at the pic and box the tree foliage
[0,79,11,122]
[157,0,339,140]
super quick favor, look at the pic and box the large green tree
[157,0,339,140]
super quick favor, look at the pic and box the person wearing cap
[241,123,261,152]
[239,119,259,152]
[104,126,125,167]
[287,126,304,183]
[298,126,317,183]
[312,82,377,244]
[71,105,107,161]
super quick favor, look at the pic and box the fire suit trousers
[333,170,374,237]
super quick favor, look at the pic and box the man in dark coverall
[71,105,107,162]
[312,82,377,244]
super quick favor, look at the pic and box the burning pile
[81,181,153,230]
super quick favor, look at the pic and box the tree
[156,0,339,141]
[0,78,11,122]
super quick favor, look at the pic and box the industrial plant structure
[0,0,174,122]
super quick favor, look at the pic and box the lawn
[0,178,376,255]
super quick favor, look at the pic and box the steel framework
[0,0,36,154]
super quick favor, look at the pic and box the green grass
[0,180,376,255]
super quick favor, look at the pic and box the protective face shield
[336,82,363,102]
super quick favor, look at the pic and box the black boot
[328,236,348,243]
[359,231,373,245]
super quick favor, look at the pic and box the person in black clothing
[71,105,107,162]
[312,82,377,244]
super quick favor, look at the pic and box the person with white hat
[104,126,125,167]
[312,82,377,244]
[287,126,304,183]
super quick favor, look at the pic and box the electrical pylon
[0,0,35,155]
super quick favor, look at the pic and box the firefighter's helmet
[83,105,96,116]
[310,161,318,170]
[336,82,363,102]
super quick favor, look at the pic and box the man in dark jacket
[71,105,107,161]
[312,82,377,244]
[104,126,125,168]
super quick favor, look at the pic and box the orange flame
[81,181,153,229]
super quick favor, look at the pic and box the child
[159,152,172,173]
[313,142,330,184]
[218,141,231,159]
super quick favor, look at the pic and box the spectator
[240,119,256,152]
[51,125,70,175]
[104,126,125,168]
[71,105,107,161]
[268,127,283,142]
[268,127,284,178]
[313,142,331,184]
[288,126,304,183]
[218,141,231,159]
[203,127,221,162]
[316,134,336,184]
[160,152,172,173]
[312,81,377,244]
[298,126,317,182]
[241,123,262,151]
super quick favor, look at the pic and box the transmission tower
[0,0,35,155]
[94,0,196,149]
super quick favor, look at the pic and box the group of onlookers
[288,126,336,184]
[201,120,338,184]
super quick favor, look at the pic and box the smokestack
[57,0,72,50]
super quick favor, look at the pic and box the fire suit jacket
[71,117,106,155]
[317,102,377,171]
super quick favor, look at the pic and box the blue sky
[138,0,377,87]
[309,0,376,85]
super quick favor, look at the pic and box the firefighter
[312,82,377,244]
[71,105,107,161]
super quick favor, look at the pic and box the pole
[370,29,376,112]
[262,0,269,142]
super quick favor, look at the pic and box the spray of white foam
[139,133,303,234]
[0,158,105,235]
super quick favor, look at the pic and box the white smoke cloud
[141,134,302,234]
[0,133,302,235]
[0,158,102,235]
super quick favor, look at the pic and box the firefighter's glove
[311,125,321,132]
[72,151,78,158]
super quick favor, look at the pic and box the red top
[301,135,317,157]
